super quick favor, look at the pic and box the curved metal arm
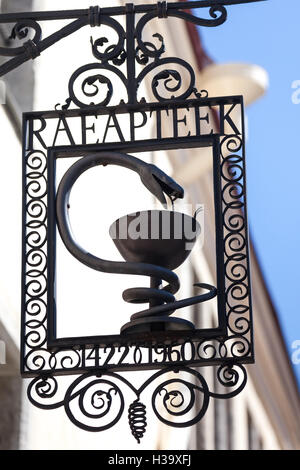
[0,1,265,77]
[56,151,184,293]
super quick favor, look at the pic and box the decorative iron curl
[25,270,47,301]
[224,231,246,257]
[221,154,244,184]
[137,57,196,102]
[49,349,82,371]
[135,6,227,61]
[25,297,47,321]
[0,20,42,57]
[26,149,46,170]
[24,349,50,372]
[58,62,127,109]
[223,202,245,234]
[193,87,209,99]
[27,375,62,410]
[211,363,247,399]
[225,256,248,284]
[227,313,251,335]
[136,14,166,61]
[151,368,210,428]
[169,6,227,28]
[221,134,243,156]
[90,16,126,64]
[24,320,47,350]
[63,375,124,432]
[221,336,251,358]
[136,32,165,65]
[128,399,147,443]
[28,373,125,432]
[197,339,218,360]
[26,365,248,440]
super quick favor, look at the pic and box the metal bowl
[109,210,200,270]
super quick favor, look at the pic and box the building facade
[0,0,299,450]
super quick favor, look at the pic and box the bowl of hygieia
[109,209,200,270]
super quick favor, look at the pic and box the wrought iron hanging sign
[14,0,261,442]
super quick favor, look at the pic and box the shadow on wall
[0,377,22,450]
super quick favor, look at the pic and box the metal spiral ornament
[121,273,180,334]
[128,399,147,443]
[120,271,217,336]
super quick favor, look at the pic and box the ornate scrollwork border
[21,102,252,438]
[27,364,247,441]
[22,94,253,363]
[22,96,253,379]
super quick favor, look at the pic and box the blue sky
[198,0,300,386]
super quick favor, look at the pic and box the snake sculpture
[56,152,217,337]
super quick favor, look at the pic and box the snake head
[140,163,184,206]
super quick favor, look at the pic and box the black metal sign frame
[22,96,253,437]
[22,94,253,377]
[0,0,266,78]
[47,136,224,349]
[18,0,259,440]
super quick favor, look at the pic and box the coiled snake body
[56,152,217,338]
